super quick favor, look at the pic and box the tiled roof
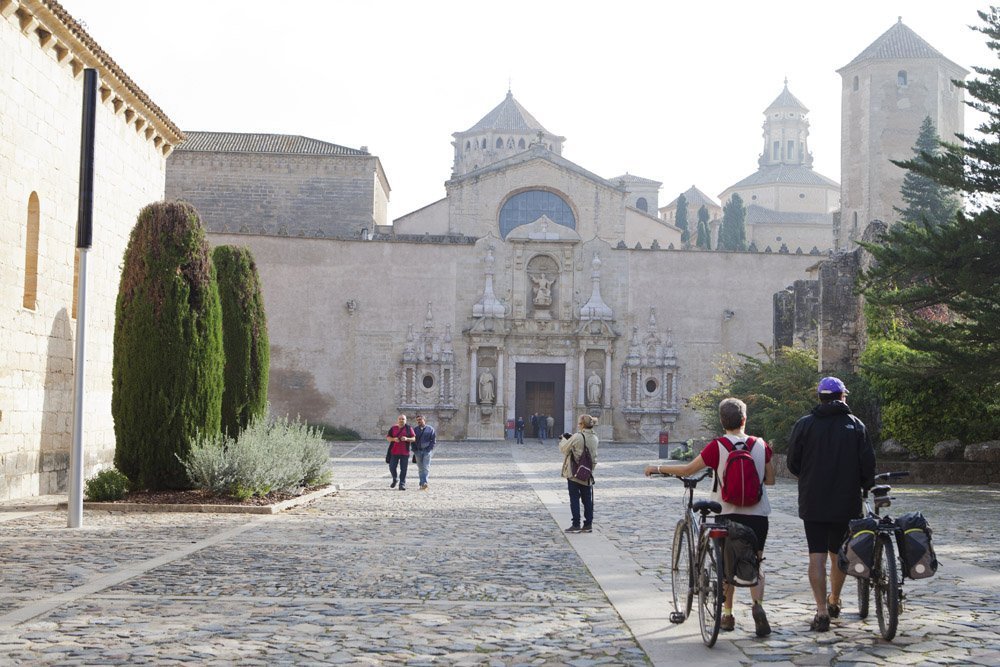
[610,173,662,187]
[463,91,551,134]
[726,164,839,190]
[176,132,370,155]
[664,185,720,210]
[745,204,833,226]
[765,83,808,113]
[38,1,182,142]
[840,19,967,73]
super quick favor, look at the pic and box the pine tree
[895,116,961,226]
[860,8,1000,405]
[112,201,224,490]
[696,205,711,249]
[719,194,747,251]
[675,193,690,247]
[213,245,270,436]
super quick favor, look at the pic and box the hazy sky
[60,1,992,220]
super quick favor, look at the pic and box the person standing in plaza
[787,377,876,632]
[546,414,555,441]
[515,416,525,444]
[560,414,599,533]
[644,397,775,637]
[531,413,540,440]
[412,414,436,490]
[386,414,415,490]
[539,414,548,440]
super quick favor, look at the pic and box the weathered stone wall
[1,2,173,500]
[210,232,817,443]
[165,152,384,238]
[817,251,862,374]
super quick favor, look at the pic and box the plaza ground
[1,441,998,665]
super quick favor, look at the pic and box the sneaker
[580,524,593,533]
[827,596,841,619]
[809,614,830,632]
[752,602,771,637]
[419,483,428,490]
[565,525,582,533]
[399,485,406,491]
[390,479,397,488]
[720,614,735,632]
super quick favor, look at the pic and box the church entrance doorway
[515,363,565,437]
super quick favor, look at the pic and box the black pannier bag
[838,517,878,579]
[723,520,760,587]
[895,511,938,579]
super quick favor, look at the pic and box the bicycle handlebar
[875,471,910,481]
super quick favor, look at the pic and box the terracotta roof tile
[176,131,370,156]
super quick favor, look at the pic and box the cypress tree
[213,245,270,436]
[719,194,747,251]
[696,205,711,249]
[675,193,690,247]
[112,201,223,490]
[895,116,960,227]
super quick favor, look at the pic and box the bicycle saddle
[871,484,891,497]
[693,499,722,514]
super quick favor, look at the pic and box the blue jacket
[413,424,436,452]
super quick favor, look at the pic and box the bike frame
[858,471,909,641]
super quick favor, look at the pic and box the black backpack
[723,520,760,587]
[895,512,938,579]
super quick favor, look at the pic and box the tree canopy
[719,194,747,251]
[675,193,690,247]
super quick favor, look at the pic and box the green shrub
[212,246,269,436]
[84,468,130,501]
[112,201,224,490]
[180,413,332,499]
[313,423,362,441]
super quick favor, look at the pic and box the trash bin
[658,430,670,458]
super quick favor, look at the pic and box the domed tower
[837,18,968,249]
[760,79,813,168]
[451,91,565,178]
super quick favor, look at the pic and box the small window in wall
[644,378,658,394]
[751,194,758,201]
[496,138,503,149]
[773,141,780,160]
[518,138,525,149]
[23,192,40,310]
[481,139,487,149]
[897,70,907,86]
[853,75,859,91]
[422,374,434,389]
[787,140,794,157]
[465,140,470,151]
[799,193,806,199]
[636,197,648,212]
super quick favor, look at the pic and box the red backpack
[715,437,763,507]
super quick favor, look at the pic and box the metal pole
[69,68,97,528]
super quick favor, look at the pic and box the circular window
[422,374,434,389]
[751,195,758,201]
[799,193,806,199]
[776,236,783,242]
[645,378,658,394]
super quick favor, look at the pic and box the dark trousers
[567,479,593,527]
[389,454,409,485]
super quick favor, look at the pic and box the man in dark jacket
[412,414,437,491]
[787,377,876,632]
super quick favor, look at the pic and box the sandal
[827,596,841,619]
[810,614,830,632]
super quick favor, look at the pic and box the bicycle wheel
[857,575,870,619]
[697,538,724,647]
[670,519,694,619]
[873,533,899,640]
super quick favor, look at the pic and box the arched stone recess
[620,307,680,443]
[399,302,457,433]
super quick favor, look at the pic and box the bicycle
[657,469,729,647]
[855,470,910,641]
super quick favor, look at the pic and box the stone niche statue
[530,273,554,307]
[587,370,603,405]
[478,369,496,404]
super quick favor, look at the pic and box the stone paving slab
[0,440,996,665]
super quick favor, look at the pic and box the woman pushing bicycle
[645,397,775,637]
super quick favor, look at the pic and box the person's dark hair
[818,393,843,403]
[718,398,747,430]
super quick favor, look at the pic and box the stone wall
[1,0,176,500]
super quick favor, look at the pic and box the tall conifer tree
[895,116,961,227]
[696,204,711,249]
[675,193,690,247]
[719,194,747,251]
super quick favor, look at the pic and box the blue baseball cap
[818,376,849,395]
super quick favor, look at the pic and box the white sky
[60,0,992,221]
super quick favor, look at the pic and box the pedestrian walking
[546,414,555,441]
[787,377,876,632]
[515,416,525,444]
[412,414,436,490]
[386,414,415,490]
[560,414,599,533]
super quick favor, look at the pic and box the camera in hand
[562,432,572,440]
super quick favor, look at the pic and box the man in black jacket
[787,377,876,632]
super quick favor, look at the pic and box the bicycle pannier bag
[717,437,762,507]
[837,517,877,579]
[723,520,760,587]
[895,512,938,579]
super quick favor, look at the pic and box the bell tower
[760,80,812,168]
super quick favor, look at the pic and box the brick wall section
[1,4,169,500]
[166,152,382,239]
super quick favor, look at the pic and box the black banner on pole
[77,68,97,249]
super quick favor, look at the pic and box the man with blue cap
[787,377,876,632]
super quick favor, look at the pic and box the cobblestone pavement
[0,440,997,665]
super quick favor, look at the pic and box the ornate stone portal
[398,303,457,429]
[620,308,680,441]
